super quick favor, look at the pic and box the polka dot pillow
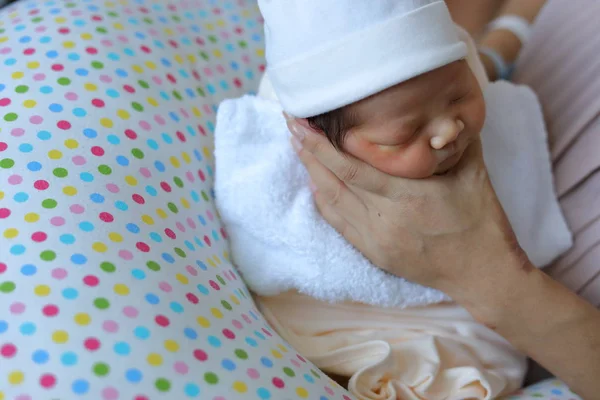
[0,0,354,399]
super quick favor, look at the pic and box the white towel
[214,82,572,308]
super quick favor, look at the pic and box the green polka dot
[93,362,110,377]
[216,275,226,285]
[221,300,232,311]
[311,369,321,378]
[171,15,181,22]
[174,247,186,258]
[238,40,248,49]
[173,177,184,188]
[131,148,144,159]
[138,80,149,89]
[196,87,206,97]
[201,191,210,202]
[143,17,153,24]
[208,35,217,44]
[100,262,116,273]
[167,203,178,213]
[42,199,58,209]
[155,378,171,392]
[91,61,104,70]
[0,158,15,168]
[204,372,218,385]
[234,349,248,360]
[57,77,71,86]
[40,250,56,261]
[94,298,110,310]
[15,85,29,93]
[131,102,144,112]
[98,165,112,175]
[172,90,183,101]
[0,281,16,294]
[283,367,295,377]
[53,168,68,178]
[96,27,108,34]
[146,261,161,272]
[107,11,118,17]
[200,51,209,61]
[3,113,18,122]
[31,16,43,23]
[65,2,76,8]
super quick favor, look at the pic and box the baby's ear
[294,118,321,133]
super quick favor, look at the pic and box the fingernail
[291,136,303,153]
[288,121,306,142]
[308,179,317,192]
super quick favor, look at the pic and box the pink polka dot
[242,314,252,324]
[222,329,235,339]
[193,349,208,362]
[152,76,162,85]
[213,397,226,400]
[158,281,172,292]
[173,361,189,375]
[187,218,196,229]
[34,180,49,190]
[206,211,214,221]
[50,217,65,226]
[180,108,190,119]
[106,183,119,193]
[186,293,199,304]
[30,115,44,124]
[15,396,31,400]
[40,373,57,389]
[176,222,185,232]
[155,315,170,327]
[139,167,151,178]
[101,39,113,47]
[232,320,243,330]
[84,337,101,351]
[70,204,85,214]
[0,343,17,358]
[42,304,59,317]
[99,212,114,223]
[35,25,47,33]
[247,368,260,379]
[0,262,6,273]
[118,250,133,260]
[11,128,24,137]
[185,265,198,276]
[123,306,139,318]
[154,115,166,125]
[185,171,195,183]
[343,396,353,400]
[325,387,335,396]
[10,302,26,314]
[33,73,46,81]
[72,155,87,166]
[65,92,78,101]
[124,129,137,140]
[272,377,285,389]
[31,231,47,242]
[51,268,67,280]
[0,98,11,106]
[139,121,151,131]
[102,387,119,400]
[0,142,6,152]
[291,359,301,368]
[83,275,99,287]
[57,120,71,130]
[99,75,112,83]
[0,208,10,219]
[296,353,307,362]
[102,320,119,333]
[8,175,22,185]
[0,47,11,55]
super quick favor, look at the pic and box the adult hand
[286,116,525,293]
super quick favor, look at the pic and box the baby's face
[343,61,485,178]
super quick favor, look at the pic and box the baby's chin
[434,147,465,175]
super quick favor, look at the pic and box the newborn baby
[215,0,572,398]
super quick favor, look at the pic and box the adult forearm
[445,249,600,399]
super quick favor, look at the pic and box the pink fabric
[513,0,600,306]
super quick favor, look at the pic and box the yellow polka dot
[132,65,144,74]
[192,107,202,118]
[213,255,222,265]
[74,313,91,326]
[141,215,154,225]
[174,54,184,64]
[34,285,51,296]
[26,61,40,69]
[125,175,137,186]
[24,213,39,223]
[211,308,223,319]
[164,28,174,36]
[242,9,250,17]
[63,40,75,49]
[84,83,97,91]
[3,228,18,239]
[196,316,211,328]
[92,242,107,253]
[147,97,158,107]
[147,353,163,366]
[62,186,77,196]
[277,344,289,353]
[170,156,181,168]
[100,118,113,128]
[212,49,223,58]
[205,23,214,31]
[48,149,63,159]
[187,54,196,63]
[52,330,69,344]
[113,284,129,296]
[233,381,248,393]
[54,16,67,23]
[181,151,191,164]
[296,387,309,398]
[164,340,179,352]
[176,274,189,285]
[80,33,93,40]
[8,371,24,385]
[145,61,157,70]
[0,37,7,44]
[180,198,190,209]
[113,22,124,30]
[117,109,130,120]
[256,48,265,57]
[156,209,167,219]
[108,232,123,243]
[223,250,230,261]
[11,71,24,79]
[64,139,79,149]
[0,191,4,200]
[271,349,283,359]
[207,258,216,268]
[0,390,4,400]
[230,294,240,306]
[202,147,212,159]
[22,99,36,108]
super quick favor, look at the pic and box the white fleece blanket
[214,81,573,308]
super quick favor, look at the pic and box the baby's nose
[430,119,465,150]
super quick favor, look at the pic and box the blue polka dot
[46,50,58,58]
[184,383,200,397]
[19,322,36,336]
[13,192,29,203]
[193,149,202,161]
[260,356,273,368]
[114,342,131,355]
[32,349,49,364]
[107,134,120,145]
[62,288,79,300]
[116,155,129,166]
[304,373,315,383]
[145,293,160,305]
[40,36,51,44]
[108,53,120,61]
[551,389,564,395]
[154,161,166,172]
[125,368,142,383]
[115,201,128,211]
[19,143,33,153]
[0,320,8,334]
[40,85,53,94]
[170,302,184,313]
[59,234,75,244]
[257,387,271,399]
[10,245,26,255]
[90,193,105,203]
[134,326,150,340]
[83,128,97,138]
[197,284,209,295]
[4,58,17,66]
[147,139,159,150]
[80,172,94,182]
[49,103,63,112]
[61,351,78,366]
[221,358,236,371]
[115,68,128,77]
[37,130,52,140]
[126,223,140,234]
[0,84,4,93]
[161,133,173,144]
[70,254,87,265]
[161,253,175,263]
[191,191,200,202]
[27,161,42,171]
[320,397,330,400]
[245,337,258,347]
[184,328,197,340]
[72,379,89,394]
[20,264,37,276]
[145,185,157,196]
[75,68,89,76]
[207,335,221,348]
[131,269,146,280]
[68,52,80,61]
[78,221,95,232]
[106,89,120,98]
[198,215,207,226]
[149,232,162,242]
[73,108,87,117]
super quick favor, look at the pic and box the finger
[313,191,365,251]
[288,119,390,196]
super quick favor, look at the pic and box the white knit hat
[258,0,468,117]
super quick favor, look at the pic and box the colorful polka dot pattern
[502,379,582,400]
[0,0,354,399]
